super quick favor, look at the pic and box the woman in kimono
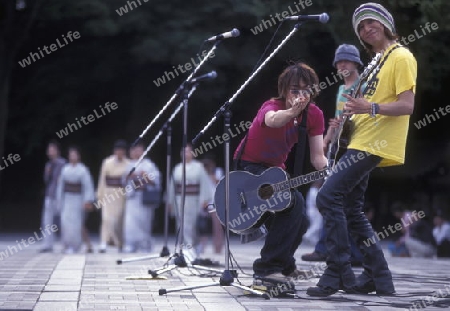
[167,144,213,260]
[123,143,161,253]
[57,147,95,253]
[96,140,129,252]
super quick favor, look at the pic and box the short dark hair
[48,140,61,152]
[277,62,320,100]
[68,146,81,160]
[113,139,127,150]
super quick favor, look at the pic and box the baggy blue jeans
[316,149,394,292]
[315,226,364,263]
[238,160,309,276]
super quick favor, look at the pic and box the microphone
[206,28,240,42]
[187,71,217,84]
[284,13,329,23]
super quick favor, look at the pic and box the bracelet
[370,102,380,117]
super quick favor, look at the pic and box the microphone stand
[121,39,224,276]
[116,103,184,265]
[144,82,226,278]
[158,23,305,299]
[117,78,199,265]
[128,41,220,171]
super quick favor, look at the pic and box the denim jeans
[238,160,309,276]
[316,149,394,292]
[315,225,364,262]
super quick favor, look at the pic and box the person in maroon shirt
[233,62,327,287]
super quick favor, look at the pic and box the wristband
[370,103,380,117]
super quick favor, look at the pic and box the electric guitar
[214,167,328,234]
[327,53,382,169]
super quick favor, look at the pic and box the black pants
[238,160,309,276]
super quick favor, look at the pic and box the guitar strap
[293,104,309,177]
[363,44,401,96]
[232,134,248,170]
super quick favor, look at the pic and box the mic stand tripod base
[148,251,225,278]
[158,270,269,299]
[116,245,171,265]
[160,246,170,257]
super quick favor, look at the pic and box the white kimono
[168,160,212,256]
[123,158,161,252]
[57,163,94,252]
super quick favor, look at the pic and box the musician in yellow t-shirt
[307,3,417,297]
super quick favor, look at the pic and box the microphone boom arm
[128,86,196,177]
[192,23,303,144]
[132,42,220,146]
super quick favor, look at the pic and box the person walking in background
[433,209,450,257]
[122,142,161,253]
[302,180,324,245]
[96,139,129,253]
[405,210,436,258]
[39,140,66,253]
[387,201,411,257]
[167,144,213,261]
[57,146,95,253]
[201,154,225,254]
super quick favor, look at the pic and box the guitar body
[214,167,292,234]
[341,118,355,146]
[327,118,354,169]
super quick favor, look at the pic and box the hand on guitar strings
[342,93,371,115]
[328,117,341,129]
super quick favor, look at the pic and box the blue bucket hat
[332,44,363,68]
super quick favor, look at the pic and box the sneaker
[306,285,338,297]
[301,252,326,262]
[254,273,295,288]
[307,281,362,296]
[353,281,396,295]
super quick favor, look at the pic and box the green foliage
[4,0,450,173]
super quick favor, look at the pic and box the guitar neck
[271,169,328,192]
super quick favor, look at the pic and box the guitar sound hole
[258,184,274,200]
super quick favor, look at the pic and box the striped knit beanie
[352,3,396,46]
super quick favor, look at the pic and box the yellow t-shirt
[348,44,417,167]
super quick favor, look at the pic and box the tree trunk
[0,39,13,188]
[0,0,43,187]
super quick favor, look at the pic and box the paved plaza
[0,233,450,310]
